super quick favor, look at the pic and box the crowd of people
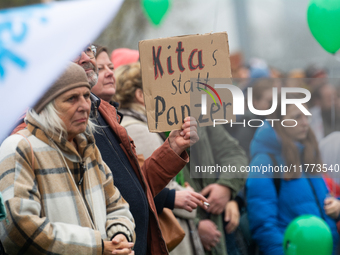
[0,43,339,255]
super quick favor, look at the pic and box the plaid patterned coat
[0,112,135,255]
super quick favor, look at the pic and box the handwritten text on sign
[139,32,234,132]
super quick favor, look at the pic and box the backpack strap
[307,178,325,220]
[268,154,281,196]
[245,153,281,198]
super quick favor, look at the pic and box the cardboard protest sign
[139,32,235,132]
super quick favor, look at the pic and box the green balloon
[283,215,333,255]
[307,0,340,54]
[142,0,170,26]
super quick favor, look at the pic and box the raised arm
[141,117,198,197]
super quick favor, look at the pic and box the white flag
[0,0,124,142]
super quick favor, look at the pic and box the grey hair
[30,100,97,140]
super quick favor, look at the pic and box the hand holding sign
[168,116,198,155]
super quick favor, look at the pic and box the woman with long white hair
[0,63,135,255]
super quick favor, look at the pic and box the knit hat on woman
[34,62,90,113]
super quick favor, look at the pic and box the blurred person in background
[320,131,340,237]
[269,66,284,89]
[230,52,249,88]
[111,48,139,70]
[305,64,328,79]
[285,69,307,88]
[226,59,272,138]
[305,64,328,89]
[231,65,250,91]
[309,83,340,141]
[319,132,340,196]
[246,93,340,255]
[247,59,270,80]
[0,63,135,255]
[304,64,328,98]
[270,66,283,79]
[234,78,274,158]
[114,61,207,255]
[181,125,248,255]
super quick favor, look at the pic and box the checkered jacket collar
[25,110,95,161]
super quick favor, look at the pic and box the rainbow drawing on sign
[197,82,222,106]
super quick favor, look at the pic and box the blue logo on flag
[0,4,49,81]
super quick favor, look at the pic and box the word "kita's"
[152,41,205,80]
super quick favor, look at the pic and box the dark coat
[94,97,189,255]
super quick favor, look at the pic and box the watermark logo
[192,78,312,128]
[201,85,311,116]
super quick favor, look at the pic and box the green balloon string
[335,50,340,62]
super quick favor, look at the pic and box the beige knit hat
[34,62,91,113]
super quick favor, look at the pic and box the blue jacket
[246,121,339,255]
